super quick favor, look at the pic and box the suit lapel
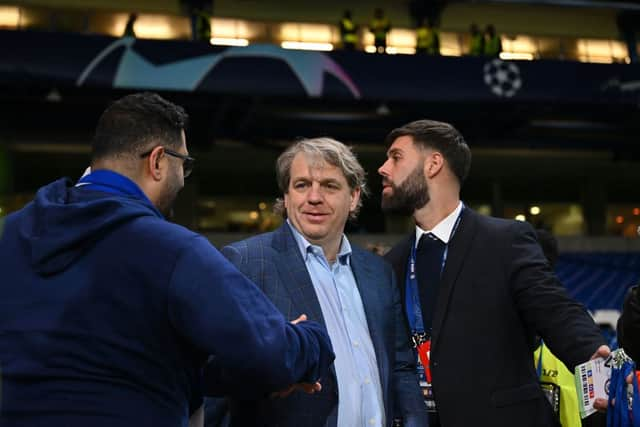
[431,208,477,351]
[271,224,327,327]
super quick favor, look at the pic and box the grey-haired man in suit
[206,137,427,427]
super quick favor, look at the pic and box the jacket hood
[21,178,159,276]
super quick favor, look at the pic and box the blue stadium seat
[556,252,640,312]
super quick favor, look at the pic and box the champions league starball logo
[76,37,361,99]
[483,58,522,98]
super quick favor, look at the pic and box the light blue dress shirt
[288,221,385,427]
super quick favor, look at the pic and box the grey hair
[274,137,369,220]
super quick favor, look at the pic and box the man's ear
[349,187,361,212]
[425,151,444,179]
[146,146,165,181]
[283,192,290,210]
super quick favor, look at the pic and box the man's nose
[307,184,323,203]
[378,159,391,176]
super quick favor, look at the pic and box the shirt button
[364,377,371,384]
[432,361,438,367]
[353,340,360,347]
[369,418,376,425]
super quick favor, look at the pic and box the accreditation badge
[412,333,436,412]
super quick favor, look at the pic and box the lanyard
[405,205,464,335]
[76,170,162,218]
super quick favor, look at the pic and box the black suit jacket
[386,208,604,427]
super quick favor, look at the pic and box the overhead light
[281,41,333,51]
[210,37,249,47]
[632,207,639,216]
[249,211,259,220]
[515,214,526,222]
[279,23,333,44]
[499,52,534,61]
[133,15,184,39]
[0,6,20,28]
[364,45,415,55]
[530,206,541,215]
[616,215,624,224]
[577,39,626,64]
[440,32,462,56]
[385,47,416,55]
[579,56,613,64]
[440,47,462,57]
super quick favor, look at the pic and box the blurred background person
[416,18,440,55]
[484,24,502,56]
[617,283,640,359]
[369,8,391,53]
[469,23,484,55]
[339,10,358,51]
[122,12,137,37]
[181,0,212,42]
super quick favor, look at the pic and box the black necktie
[415,232,446,336]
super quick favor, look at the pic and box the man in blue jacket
[0,92,334,427]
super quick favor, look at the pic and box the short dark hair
[385,119,471,185]
[92,92,188,160]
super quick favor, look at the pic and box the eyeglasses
[140,147,195,178]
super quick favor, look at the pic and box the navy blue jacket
[0,177,334,427]
[206,224,427,427]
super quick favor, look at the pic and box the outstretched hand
[290,314,307,325]
[589,345,611,361]
[271,382,322,399]
[589,345,611,412]
[270,314,322,399]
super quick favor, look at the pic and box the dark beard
[156,192,177,218]
[156,173,182,218]
[381,165,430,214]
